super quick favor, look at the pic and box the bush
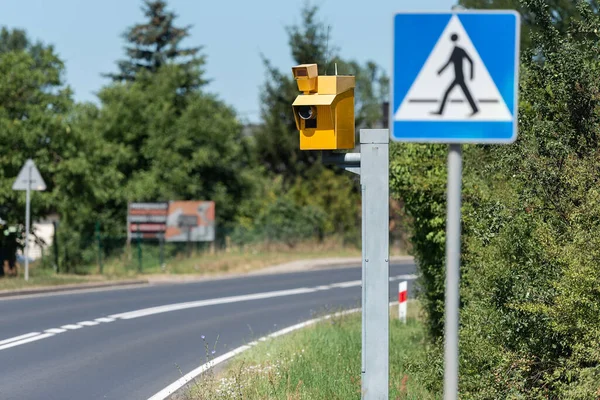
[259,198,326,247]
[390,143,447,339]
[232,196,326,248]
[391,1,600,397]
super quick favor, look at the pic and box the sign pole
[444,144,462,400]
[391,11,519,400]
[53,221,59,273]
[24,164,32,281]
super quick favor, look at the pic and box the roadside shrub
[391,1,600,397]
[232,196,326,248]
[390,142,447,339]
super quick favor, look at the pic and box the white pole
[25,164,31,281]
[398,281,408,323]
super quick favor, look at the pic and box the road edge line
[148,302,400,400]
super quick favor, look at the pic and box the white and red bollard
[398,281,408,323]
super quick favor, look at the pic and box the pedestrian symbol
[391,11,520,143]
[432,32,478,117]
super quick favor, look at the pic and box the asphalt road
[0,261,417,400]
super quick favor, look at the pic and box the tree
[106,0,207,92]
[285,4,333,75]
[52,103,130,270]
[459,0,599,48]
[251,3,389,244]
[255,3,389,181]
[0,28,73,273]
[97,65,254,233]
[254,4,332,180]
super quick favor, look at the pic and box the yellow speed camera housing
[292,64,355,150]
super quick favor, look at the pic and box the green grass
[185,301,438,400]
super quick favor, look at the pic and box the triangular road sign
[12,159,46,191]
[394,15,512,122]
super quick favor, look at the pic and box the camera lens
[298,106,316,120]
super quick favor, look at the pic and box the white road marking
[45,328,67,334]
[0,274,418,353]
[148,344,253,400]
[109,287,319,320]
[147,307,364,400]
[0,332,40,346]
[0,333,55,351]
[95,317,116,323]
[331,280,361,288]
[60,324,83,330]
[390,274,418,281]
[77,321,99,326]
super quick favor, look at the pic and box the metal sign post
[12,159,46,281]
[444,144,462,399]
[391,11,520,400]
[324,129,390,400]
[24,164,31,281]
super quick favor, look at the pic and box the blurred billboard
[128,202,168,239]
[165,201,215,242]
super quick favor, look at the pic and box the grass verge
[103,243,363,277]
[0,242,368,291]
[183,301,438,399]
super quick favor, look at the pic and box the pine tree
[106,0,207,91]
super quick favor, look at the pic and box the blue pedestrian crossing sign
[391,11,520,143]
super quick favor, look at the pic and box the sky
[0,0,456,123]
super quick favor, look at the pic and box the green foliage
[458,1,600,396]
[0,28,73,261]
[50,103,128,270]
[255,2,330,180]
[288,167,361,244]
[95,65,255,233]
[255,3,389,181]
[459,0,599,48]
[232,166,361,247]
[0,2,254,269]
[255,58,314,178]
[392,0,600,397]
[250,2,389,248]
[258,198,325,248]
[231,174,327,248]
[390,143,447,338]
[106,0,207,91]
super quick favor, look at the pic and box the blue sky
[1,0,456,123]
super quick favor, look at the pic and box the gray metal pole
[361,129,389,400]
[444,144,462,400]
[25,165,31,281]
